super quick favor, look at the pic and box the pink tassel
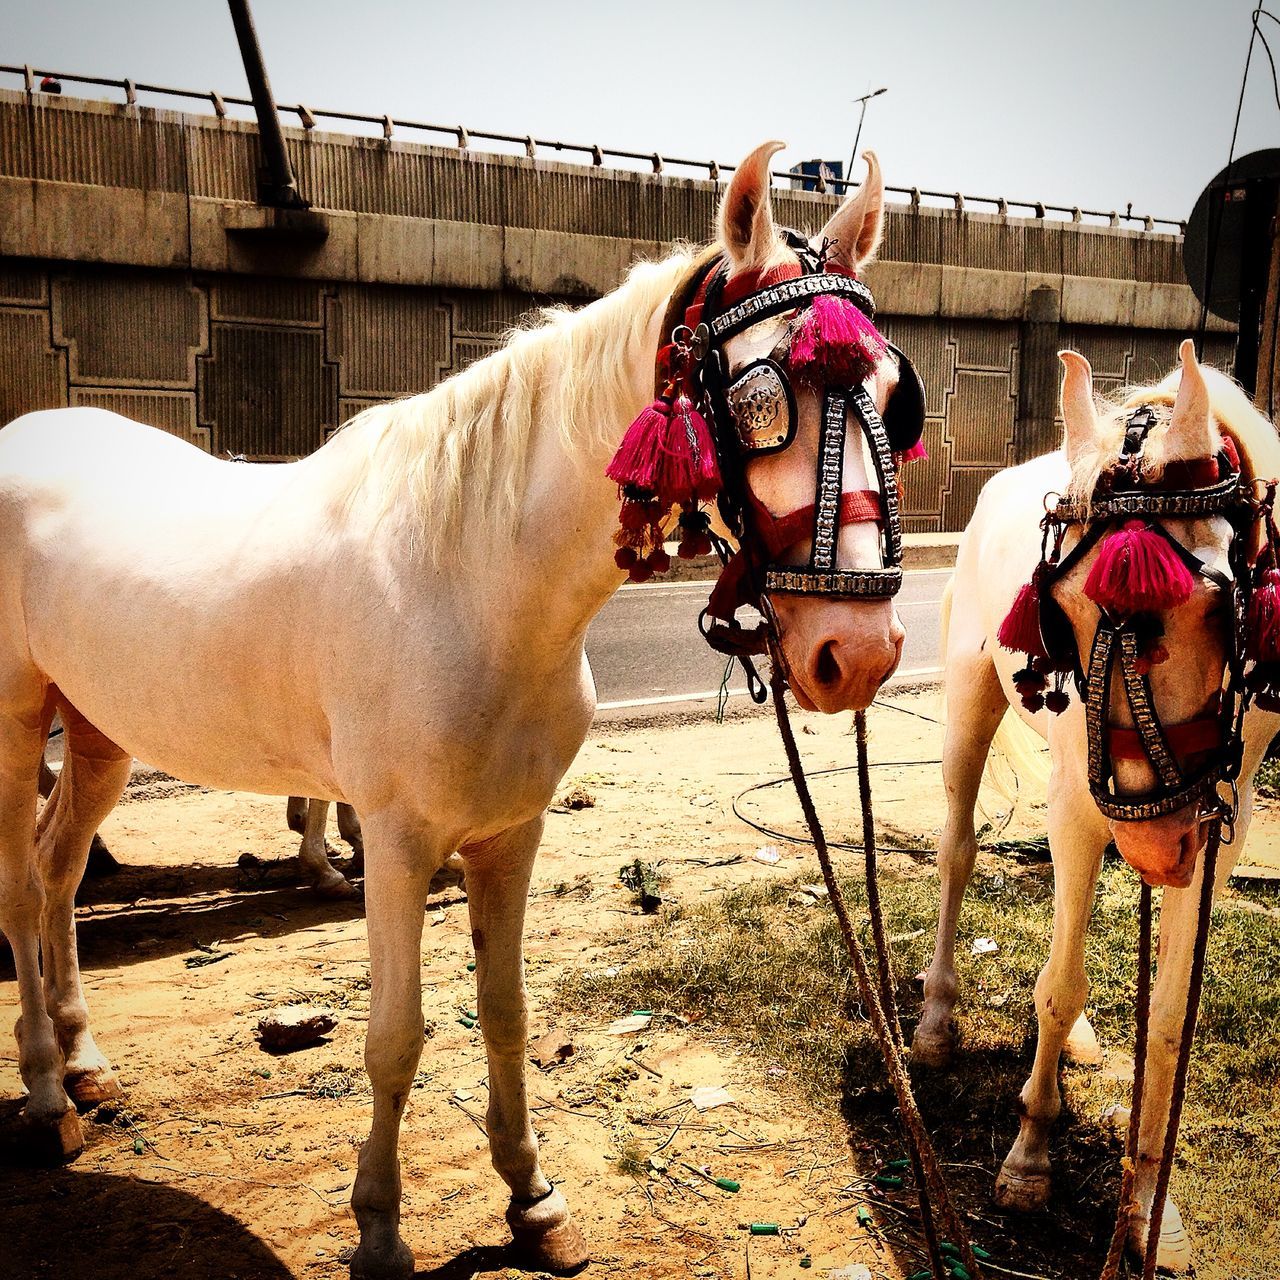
[606,396,720,510]
[899,438,929,463]
[1083,520,1194,614]
[790,296,889,385]
[1247,567,1280,663]
[607,400,673,497]
[998,577,1048,659]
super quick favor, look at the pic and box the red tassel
[790,296,889,385]
[1247,568,1280,663]
[998,577,1049,660]
[1083,520,1194,614]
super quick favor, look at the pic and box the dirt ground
[0,691,1276,1280]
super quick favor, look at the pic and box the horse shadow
[0,1163,295,1280]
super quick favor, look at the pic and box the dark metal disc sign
[1183,148,1279,324]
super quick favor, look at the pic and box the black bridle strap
[706,273,876,342]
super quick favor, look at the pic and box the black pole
[226,0,308,209]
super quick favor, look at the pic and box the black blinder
[882,342,925,455]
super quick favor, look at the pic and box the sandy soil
[0,692,1275,1280]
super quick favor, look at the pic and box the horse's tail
[984,705,1051,815]
[937,575,1050,817]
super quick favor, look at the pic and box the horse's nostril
[814,640,841,687]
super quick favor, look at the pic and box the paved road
[586,569,950,711]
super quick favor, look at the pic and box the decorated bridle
[998,401,1280,831]
[605,231,926,692]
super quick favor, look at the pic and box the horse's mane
[1066,362,1280,504]
[327,248,696,563]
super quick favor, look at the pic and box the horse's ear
[817,151,885,271]
[718,140,785,273]
[1166,338,1215,462]
[1059,350,1098,461]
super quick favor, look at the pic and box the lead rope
[766,657,978,1279]
[1097,821,1220,1280]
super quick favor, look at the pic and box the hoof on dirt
[508,1189,589,1273]
[14,1107,84,1164]
[1129,1198,1193,1273]
[909,1026,955,1070]
[65,1067,123,1111]
[994,1164,1051,1212]
[1063,1013,1104,1067]
[349,1237,414,1280]
[311,874,362,902]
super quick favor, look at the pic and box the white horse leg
[995,769,1109,1211]
[298,798,359,900]
[337,802,365,875]
[0,682,82,1159]
[914,646,1007,1067]
[35,703,131,1108]
[463,816,587,1270]
[349,811,445,1280]
[1123,814,1241,1273]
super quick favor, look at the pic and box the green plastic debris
[713,1177,740,1193]
[885,1156,912,1171]
[466,961,476,972]
[907,1270,933,1280]
[132,1135,144,1155]
[855,1205,873,1226]
[631,1009,653,1017]
[799,1258,811,1270]
[948,1265,971,1280]
[972,1245,992,1261]
[940,1242,960,1258]
[873,1173,903,1188]
[460,1008,477,1020]
[749,1223,780,1236]
[457,1017,476,1029]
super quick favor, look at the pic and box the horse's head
[709,142,916,711]
[1047,342,1245,887]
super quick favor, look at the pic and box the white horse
[916,343,1280,1271]
[0,142,909,1277]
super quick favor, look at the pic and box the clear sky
[4,0,1276,222]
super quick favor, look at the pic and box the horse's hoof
[311,874,362,901]
[910,1025,956,1069]
[349,1237,414,1280]
[14,1107,84,1164]
[1063,1013,1103,1067]
[993,1164,1051,1212]
[508,1189,589,1273]
[1129,1198,1193,1273]
[65,1067,123,1111]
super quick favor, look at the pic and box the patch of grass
[558,855,1280,1280]
[1256,755,1280,798]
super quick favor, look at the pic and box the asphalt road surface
[586,568,950,712]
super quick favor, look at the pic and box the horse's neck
[505,386,646,660]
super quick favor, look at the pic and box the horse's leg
[40,751,120,882]
[349,811,445,1280]
[286,795,308,835]
[337,802,365,873]
[0,680,81,1159]
[298,799,359,900]
[914,640,1007,1067]
[995,766,1110,1211]
[36,702,130,1107]
[463,815,587,1270]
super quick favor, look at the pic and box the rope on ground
[768,658,979,1279]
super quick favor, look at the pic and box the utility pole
[847,87,887,185]
[1257,183,1280,419]
[226,0,309,209]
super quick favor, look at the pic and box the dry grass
[559,851,1280,1280]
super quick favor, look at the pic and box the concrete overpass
[0,85,1234,530]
